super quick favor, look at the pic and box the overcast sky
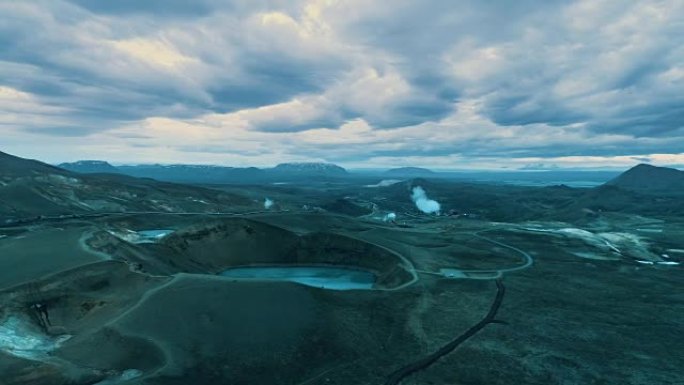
[1,0,683,169]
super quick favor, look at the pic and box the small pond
[219,266,376,290]
[137,229,174,238]
[135,230,174,243]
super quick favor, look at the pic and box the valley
[0,151,682,385]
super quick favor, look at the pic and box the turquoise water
[136,230,174,241]
[219,266,376,290]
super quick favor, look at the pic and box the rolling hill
[0,151,255,222]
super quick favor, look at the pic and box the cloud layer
[1,0,683,168]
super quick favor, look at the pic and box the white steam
[264,198,274,209]
[411,186,441,214]
[383,212,397,222]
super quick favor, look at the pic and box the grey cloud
[64,0,301,17]
[589,102,684,138]
[254,117,348,133]
[369,96,455,130]
[207,54,346,113]
[302,128,684,161]
[112,133,153,140]
[473,2,683,138]
[23,126,98,137]
[0,0,347,135]
[177,145,269,157]
[631,156,652,163]
[65,0,218,16]
[2,0,684,165]
[483,94,590,127]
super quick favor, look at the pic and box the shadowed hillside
[0,151,255,222]
[606,164,684,193]
[0,151,68,177]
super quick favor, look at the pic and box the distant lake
[444,171,621,188]
[496,180,605,187]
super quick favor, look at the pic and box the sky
[1,0,683,170]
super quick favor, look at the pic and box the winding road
[381,230,531,384]
[415,229,534,280]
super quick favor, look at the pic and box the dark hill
[59,160,121,174]
[0,151,68,177]
[605,164,684,193]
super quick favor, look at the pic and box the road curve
[415,229,534,280]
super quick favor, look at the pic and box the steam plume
[411,186,440,214]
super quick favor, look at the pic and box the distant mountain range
[117,164,266,184]
[50,158,684,191]
[59,160,121,174]
[384,167,435,177]
[57,161,350,184]
[61,160,684,193]
[606,163,684,193]
[4,151,684,224]
[1,151,255,222]
[272,162,347,175]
